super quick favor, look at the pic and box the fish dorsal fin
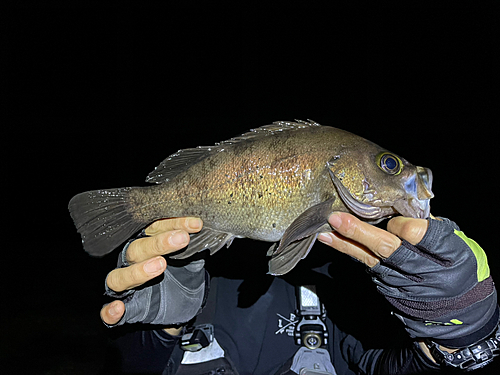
[146,146,213,184]
[146,120,321,184]
[223,119,321,145]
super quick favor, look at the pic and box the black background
[2,3,499,374]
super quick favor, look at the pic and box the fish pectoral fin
[268,234,318,276]
[267,198,336,275]
[169,227,235,259]
[275,198,336,254]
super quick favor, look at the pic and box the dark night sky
[2,4,499,374]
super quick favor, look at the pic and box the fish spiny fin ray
[226,119,321,144]
[145,120,321,184]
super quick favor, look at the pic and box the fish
[68,120,434,275]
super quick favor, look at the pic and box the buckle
[181,323,214,352]
[295,286,328,349]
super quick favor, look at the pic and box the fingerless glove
[370,218,498,348]
[104,239,207,327]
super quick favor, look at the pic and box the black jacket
[105,259,440,374]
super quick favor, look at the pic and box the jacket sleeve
[358,344,441,374]
[337,327,440,374]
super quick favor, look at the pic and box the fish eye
[377,152,403,175]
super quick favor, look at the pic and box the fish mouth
[330,166,434,220]
[392,198,430,219]
[392,167,434,219]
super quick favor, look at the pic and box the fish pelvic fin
[268,198,336,275]
[169,227,235,260]
[68,187,144,257]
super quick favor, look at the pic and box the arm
[319,213,498,373]
[359,344,440,374]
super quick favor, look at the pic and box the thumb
[387,216,429,245]
[101,300,125,326]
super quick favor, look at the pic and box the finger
[127,229,190,264]
[327,212,402,259]
[387,216,429,245]
[106,256,166,292]
[101,300,125,325]
[318,231,381,267]
[144,217,203,236]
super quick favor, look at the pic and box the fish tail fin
[68,187,145,257]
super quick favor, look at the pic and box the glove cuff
[393,287,497,346]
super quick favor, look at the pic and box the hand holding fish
[318,212,429,267]
[100,217,206,333]
[319,212,498,361]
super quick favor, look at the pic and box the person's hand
[318,213,497,350]
[100,217,204,333]
[318,212,426,268]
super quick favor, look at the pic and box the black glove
[370,217,498,348]
[103,238,207,327]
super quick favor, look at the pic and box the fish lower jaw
[392,198,431,219]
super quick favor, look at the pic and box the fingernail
[187,218,202,231]
[144,257,164,274]
[170,230,189,246]
[318,233,333,244]
[328,213,342,229]
[108,302,118,316]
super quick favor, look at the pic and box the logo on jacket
[276,312,298,336]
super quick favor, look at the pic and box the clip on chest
[295,285,328,350]
[289,285,336,375]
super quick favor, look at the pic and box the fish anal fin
[169,227,235,259]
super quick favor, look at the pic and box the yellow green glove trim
[454,230,490,282]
